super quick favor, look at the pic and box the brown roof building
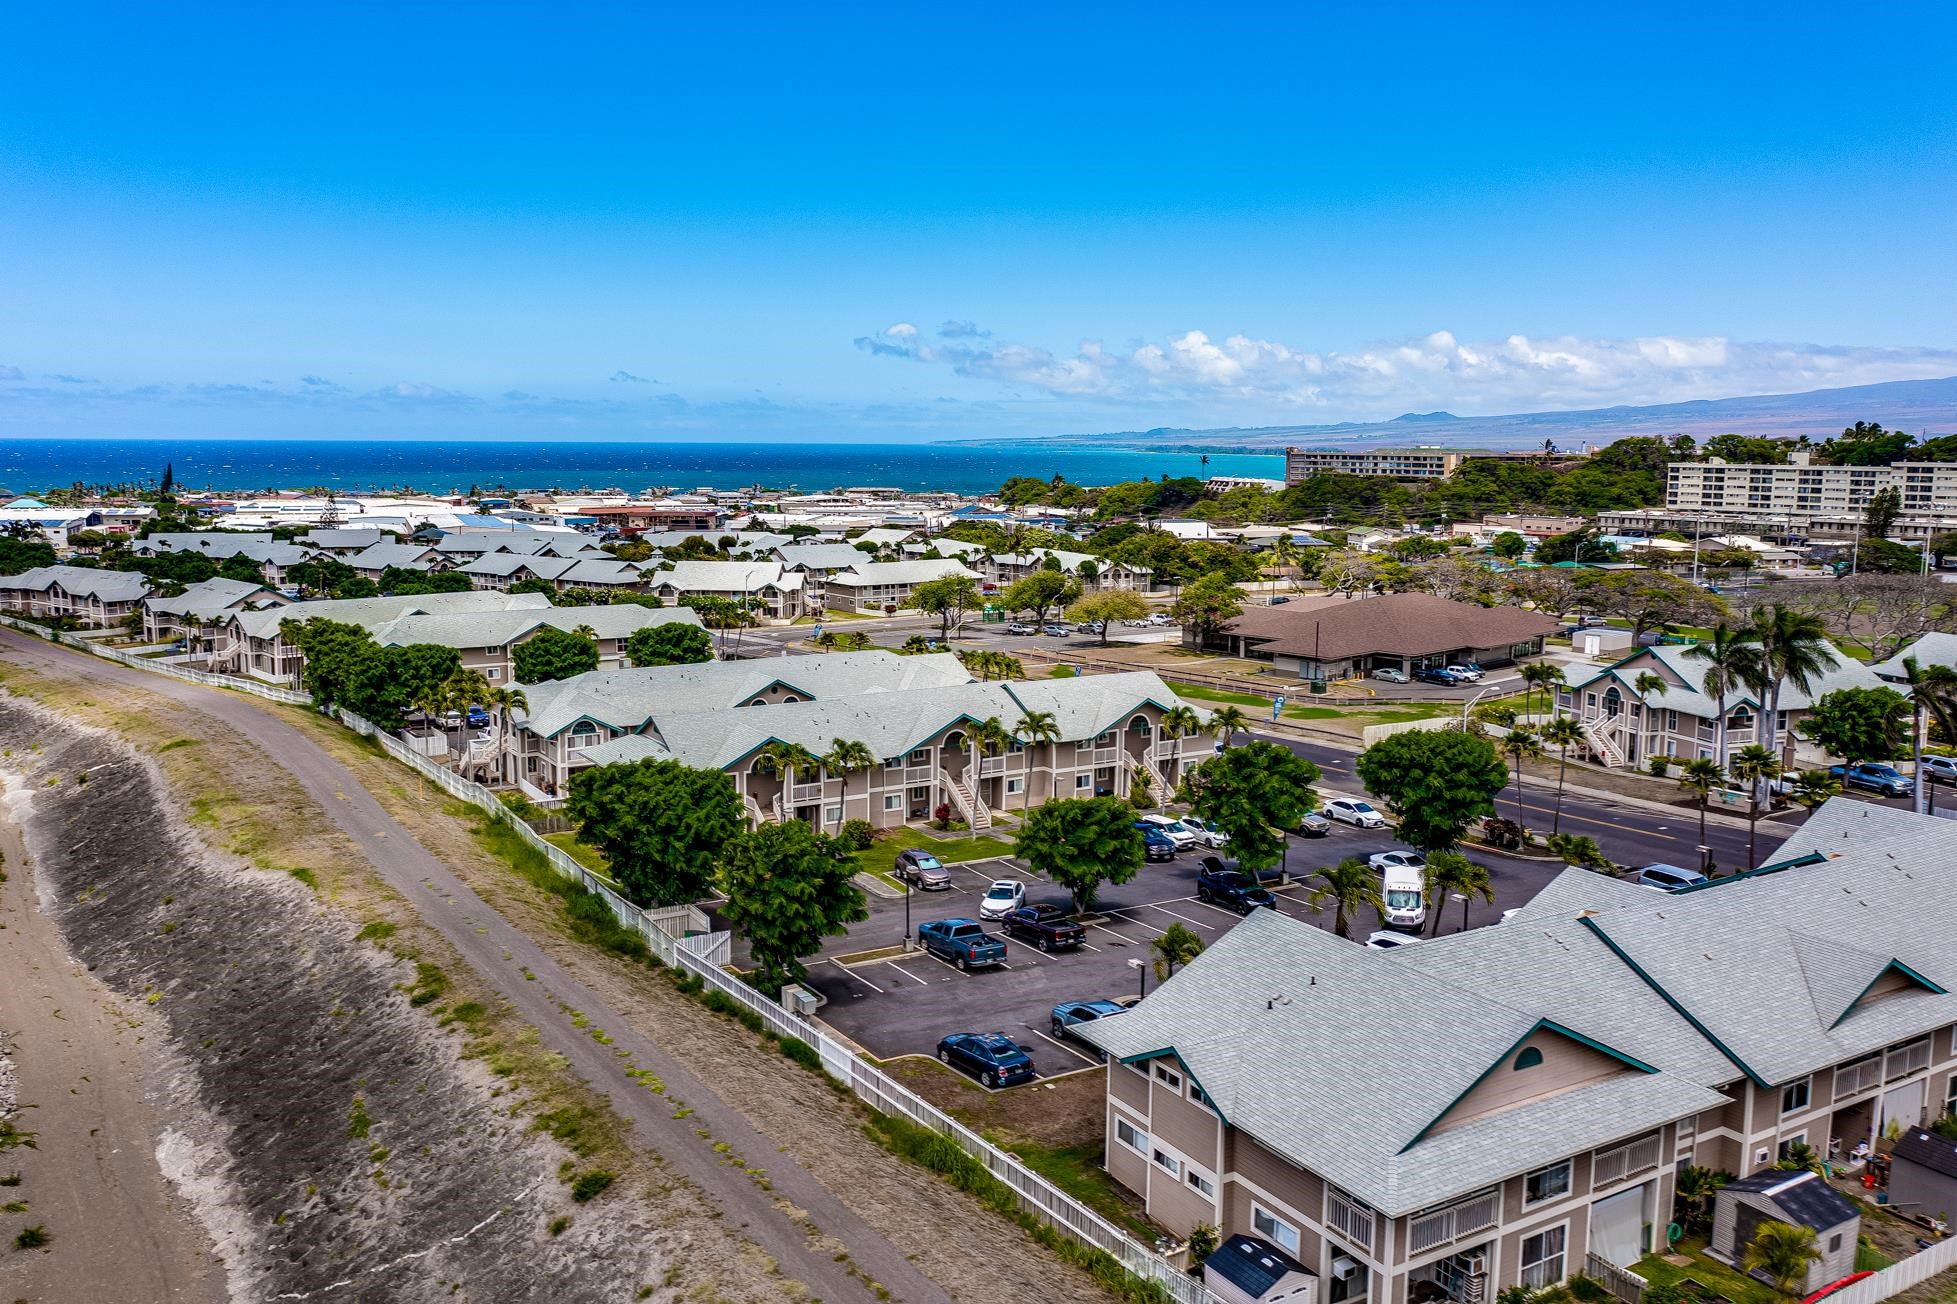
[1201,593,1561,679]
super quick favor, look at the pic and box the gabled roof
[300,528,388,549]
[1003,672,1198,740]
[1564,641,1884,718]
[1221,594,1560,660]
[350,542,443,572]
[1724,1170,1858,1231]
[139,531,275,553]
[143,576,283,619]
[774,542,873,572]
[1871,632,1957,683]
[232,590,552,639]
[643,560,794,592]
[1206,1236,1310,1298]
[458,553,580,579]
[0,565,152,602]
[1892,1128,1957,1180]
[365,603,700,651]
[825,559,982,588]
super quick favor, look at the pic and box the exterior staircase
[939,770,992,831]
[1579,717,1628,769]
[742,793,766,827]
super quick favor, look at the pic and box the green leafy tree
[1000,570,1080,626]
[566,759,742,906]
[1740,1220,1822,1298]
[1014,796,1145,915]
[626,622,713,667]
[1748,604,1834,759]
[1490,531,1527,561]
[0,538,57,575]
[718,821,866,993]
[1864,485,1903,537]
[1539,715,1586,835]
[905,574,981,642]
[1168,573,1245,643]
[1181,740,1321,883]
[1797,686,1911,769]
[1066,589,1150,644]
[377,566,473,595]
[513,624,600,683]
[217,552,264,584]
[1424,850,1494,936]
[1354,729,1510,851]
[1151,922,1205,981]
[1306,857,1384,940]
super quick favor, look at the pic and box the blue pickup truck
[917,918,1008,970]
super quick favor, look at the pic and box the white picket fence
[2,613,1217,1303]
[1816,1234,1957,1304]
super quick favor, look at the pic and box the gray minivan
[1636,863,1708,893]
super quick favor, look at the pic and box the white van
[1380,864,1427,932]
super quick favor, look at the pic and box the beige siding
[1430,1031,1632,1135]
[1693,1134,1743,1176]
[1223,1182,1324,1266]
[1499,1211,1586,1291]
[1106,1101,1149,1197]
[1150,1162,1217,1238]
[1151,1081,1220,1160]
[1224,1132,1325,1224]
[1501,1152,1593,1224]
[1112,1063,1150,1113]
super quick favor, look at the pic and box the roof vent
[1266,994,1293,1011]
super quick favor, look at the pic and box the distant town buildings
[1284,447,1490,482]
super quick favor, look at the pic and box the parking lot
[755,815,1572,1081]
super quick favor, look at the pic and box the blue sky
[2,4,1954,442]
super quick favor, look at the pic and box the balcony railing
[1592,1132,1663,1189]
[1326,1187,1374,1253]
[1888,1039,1932,1082]
[1408,1189,1500,1257]
[1835,1056,1883,1098]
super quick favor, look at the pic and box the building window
[1252,1206,1301,1256]
[1525,1161,1572,1205]
[825,805,842,823]
[1152,1063,1182,1091]
[884,794,902,811]
[1520,1225,1567,1288]
[1830,1234,1844,1254]
[1116,1117,1147,1155]
[1152,1147,1180,1177]
[1667,710,1679,731]
[1777,1134,1807,1162]
[909,748,931,763]
[486,668,501,680]
[1005,777,1023,794]
[1782,1078,1811,1114]
[1515,1047,1544,1071]
[1186,1168,1216,1198]
[1075,774,1092,790]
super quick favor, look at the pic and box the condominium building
[1285,448,1490,483]
[1081,799,1957,1304]
[1665,453,1957,519]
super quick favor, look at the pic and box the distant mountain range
[1053,374,1957,454]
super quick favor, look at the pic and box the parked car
[1414,667,1461,686]
[1051,999,1127,1044]
[1323,797,1386,828]
[1137,814,1203,849]
[1921,755,1957,784]
[1145,613,1171,626]
[916,919,1008,969]
[894,848,952,890]
[1195,859,1277,913]
[1372,667,1410,684]
[1006,622,1034,635]
[466,705,491,729]
[1295,811,1331,837]
[1368,850,1427,874]
[1081,620,1105,635]
[1444,664,1483,682]
[978,879,1027,919]
[1830,762,1914,798]
[439,709,464,728]
[1267,595,1290,605]
[1635,863,1709,893]
[935,1032,1035,1088]
[1003,904,1086,952]
[1176,815,1232,849]
[1133,824,1178,861]
[1365,930,1420,951]
[1041,624,1071,637]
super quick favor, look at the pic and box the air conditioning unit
[1331,1258,1361,1281]
[1462,1254,1489,1276]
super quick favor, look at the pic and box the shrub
[1474,702,1519,728]
[570,1170,615,1203]
[15,1225,51,1249]
[932,802,953,829]
[1128,773,1153,809]
[546,1215,570,1236]
[1568,1274,1609,1303]
[778,1036,822,1072]
[1546,833,1612,870]
[836,819,875,852]
[1187,1223,1219,1268]
[1646,756,1673,777]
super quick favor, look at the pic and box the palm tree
[1749,604,1833,764]
[1674,1166,1729,1236]
[1158,705,1201,803]
[1150,922,1205,982]
[1633,671,1668,696]
[1207,705,1249,748]
[970,716,1013,815]
[1729,743,1781,870]
[1901,656,1957,815]
[1268,536,1304,590]
[1685,623,1764,771]
[1013,709,1060,815]
[1519,663,1564,719]
[1676,757,1726,871]
[1424,850,1495,936]
[1501,728,1542,826]
[754,741,821,822]
[1306,857,1385,940]
[1786,768,1841,811]
[1540,715,1585,836]
[821,737,876,831]
[1740,1220,1822,1298]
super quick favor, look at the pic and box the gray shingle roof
[233,590,551,639]
[644,561,799,592]
[774,542,874,572]
[1565,641,1885,719]
[1,565,152,602]
[351,542,443,571]
[140,532,275,553]
[825,559,981,588]
[143,576,282,619]
[1725,1169,1858,1231]
[459,553,581,579]
[1872,632,1957,683]
[1893,1128,1957,1181]
[365,604,699,651]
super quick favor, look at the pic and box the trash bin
[1309,679,1328,695]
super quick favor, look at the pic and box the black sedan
[936,1032,1035,1088]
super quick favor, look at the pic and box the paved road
[0,627,952,1304]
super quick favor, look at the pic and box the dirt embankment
[0,695,682,1303]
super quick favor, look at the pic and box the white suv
[1137,815,1202,849]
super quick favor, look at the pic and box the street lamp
[902,878,913,950]
[1451,891,1469,934]
[1128,956,1146,999]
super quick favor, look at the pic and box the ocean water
[0,439,1285,498]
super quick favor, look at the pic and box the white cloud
[854,322,1957,417]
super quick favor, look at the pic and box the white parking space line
[920,951,974,978]
[885,962,933,986]
[1119,902,1217,930]
[1185,898,1246,920]
[1029,1027,1100,1067]
[1084,918,1146,944]
[826,959,885,994]
[1076,939,1104,953]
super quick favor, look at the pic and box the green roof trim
[1577,915,1771,1088]
[1398,1017,1660,1153]
[1671,852,1828,895]
[1830,959,1948,1029]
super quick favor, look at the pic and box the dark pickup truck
[1196,860,1278,914]
[1001,904,1087,952]
[916,918,1009,970]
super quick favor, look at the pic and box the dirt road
[0,626,963,1304]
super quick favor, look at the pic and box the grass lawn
[544,831,612,878]
[848,825,1014,887]
[982,1134,1157,1240]
[1047,665,1079,678]
[1636,1238,1779,1304]
[1168,680,1273,707]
